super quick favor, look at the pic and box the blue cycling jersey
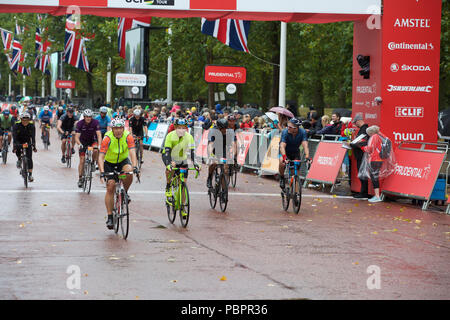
[39,110,52,123]
[280,128,308,155]
[95,114,111,133]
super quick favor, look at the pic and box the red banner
[382,148,445,200]
[204,65,246,84]
[59,0,107,6]
[190,0,237,10]
[306,142,348,184]
[195,130,209,159]
[55,80,75,89]
[380,0,442,145]
[236,131,254,165]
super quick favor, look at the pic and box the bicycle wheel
[43,132,49,150]
[230,165,237,188]
[113,190,120,234]
[136,141,142,170]
[66,142,72,168]
[86,160,93,194]
[208,170,218,209]
[281,178,290,211]
[22,154,28,188]
[166,180,177,224]
[292,176,303,214]
[2,147,7,164]
[120,189,129,239]
[219,173,228,212]
[179,183,190,227]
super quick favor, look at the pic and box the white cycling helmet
[111,118,125,128]
[43,106,50,111]
[83,109,93,117]
[100,106,108,113]
[133,109,141,116]
[20,112,31,119]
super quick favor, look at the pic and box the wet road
[1,129,449,300]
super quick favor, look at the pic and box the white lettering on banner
[391,64,431,72]
[317,155,339,167]
[393,131,424,142]
[395,107,424,118]
[387,85,433,93]
[394,164,431,180]
[394,18,431,28]
[208,72,243,79]
[356,83,376,94]
[365,113,377,119]
[388,42,434,51]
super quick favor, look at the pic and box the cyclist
[95,106,111,139]
[55,106,65,121]
[9,105,19,121]
[278,118,310,190]
[0,109,14,153]
[206,118,236,189]
[38,106,53,145]
[75,109,102,188]
[129,108,148,164]
[98,118,138,230]
[162,118,199,198]
[12,112,37,182]
[57,107,79,164]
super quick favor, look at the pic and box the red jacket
[362,133,384,162]
[240,121,253,130]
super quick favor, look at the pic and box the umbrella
[438,108,450,138]
[269,106,294,118]
[265,112,279,122]
[239,107,263,118]
[170,105,181,113]
[332,108,352,117]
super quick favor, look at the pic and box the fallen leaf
[432,223,438,227]
[415,219,422,224]
[267,283,276,287]
[41,203,48,207]
[353,262,359,265]
[84,291,88,295]
[16,260,22,264]
[332,195,337,198]
[333,206,338,209]
[220,276,227,281]
[170,280,177,283]
[371,231,378,235]
[347,210,352,213]
[135,296,140,300]
[19,223,25,228]
[168,240,179,243]
[307,219,313,222]
[109,257,120,260]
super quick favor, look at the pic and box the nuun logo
[393,131,424,142]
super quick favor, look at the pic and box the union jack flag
[9,39,31,76]
[118,17,151,59]
[35,27,51,74]
[201,18,250,53]
[64,14,89,72]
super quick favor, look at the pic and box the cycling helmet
[23,96,31,102]
[20,112,31,119]
[67,107,74,113]
[3,110,10,115]
[175,118,187,126]
[43,106,49,111]
[289,118,301,127]
[58,106,63,111]
[216,118,228,129]
[11,105,17,110]
[83,109,93,117]
[111,118,125,128]
[99,106,108,113]
[133,109,141,116]
[227,115,236,121]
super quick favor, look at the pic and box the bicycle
[134,136,143,173]
[227,161,239,188]
[81,146,96,194]
[281,159,309,214]
[166,166,199,227]
[64,134,72,168]
[18,143,29,188]
[42,124,50,150]
[103,171,135,239]
[1,131,9,164]
[208,158,229,212]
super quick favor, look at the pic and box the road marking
[0,189,354,199]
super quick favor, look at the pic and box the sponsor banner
[143,122,158,146]
[236,131,254,165]
[381,0,442,145]
[115,73,147,87]
[306,142,347,184]
[150,123,169,149]
[55,80,75,89]
[382,148,445,200]
[261,136,280,174]
[195,129,209,159]
[204,65,246,84]
[107,0,180,9]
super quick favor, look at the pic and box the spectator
[361,125,385,203]
[215,103,223,115]
[240,114,254,130]
[346,113,369,199]
[317,115,335,135]
[330,112,343,135]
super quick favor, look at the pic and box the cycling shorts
[104,158,131,181]
[79,142,99,157]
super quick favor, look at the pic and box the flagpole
[278,22,287,108]
[167,27,172,106]
[106,36,112,105]
[8,74,11,96]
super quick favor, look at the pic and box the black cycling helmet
[227,115,236,121]
[216,118,228,129]
[289,118,301,127]
[175,118,187,126]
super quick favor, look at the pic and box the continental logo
[125,0,175,5]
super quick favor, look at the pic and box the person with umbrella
[269,106,293,131]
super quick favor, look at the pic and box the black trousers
[355,155,368,194]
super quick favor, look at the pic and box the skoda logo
[390,63,399,72]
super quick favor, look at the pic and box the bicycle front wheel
[230,165,237,188]
[2,147,7,164]
[292,176,303,214]
[22,155,28,188]
[219,173,228,212]
[281,179,290,211]
[113,190,120,234]
[120,189,129,239]
[66,143,72,168]
[166,181,177,224]
[179,183,190,227]
[208,171,218,209]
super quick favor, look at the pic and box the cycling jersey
[100,130,135,164]
[59,113,79,132]
[280,127,308,155]
[39,110,52,124]
[94,114,111,135]
[0,115,14,131]
[13,120,36,147]
[129,116,147,137]
[162,130,195,164]
[76,119,100,146]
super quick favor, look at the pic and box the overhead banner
[306,141,347,184]
[204,65,247,84]
[380,0,442,145]
[382,148,445,200]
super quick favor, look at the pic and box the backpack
[379,135,392,159]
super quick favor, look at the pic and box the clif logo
[395,107,424,118]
